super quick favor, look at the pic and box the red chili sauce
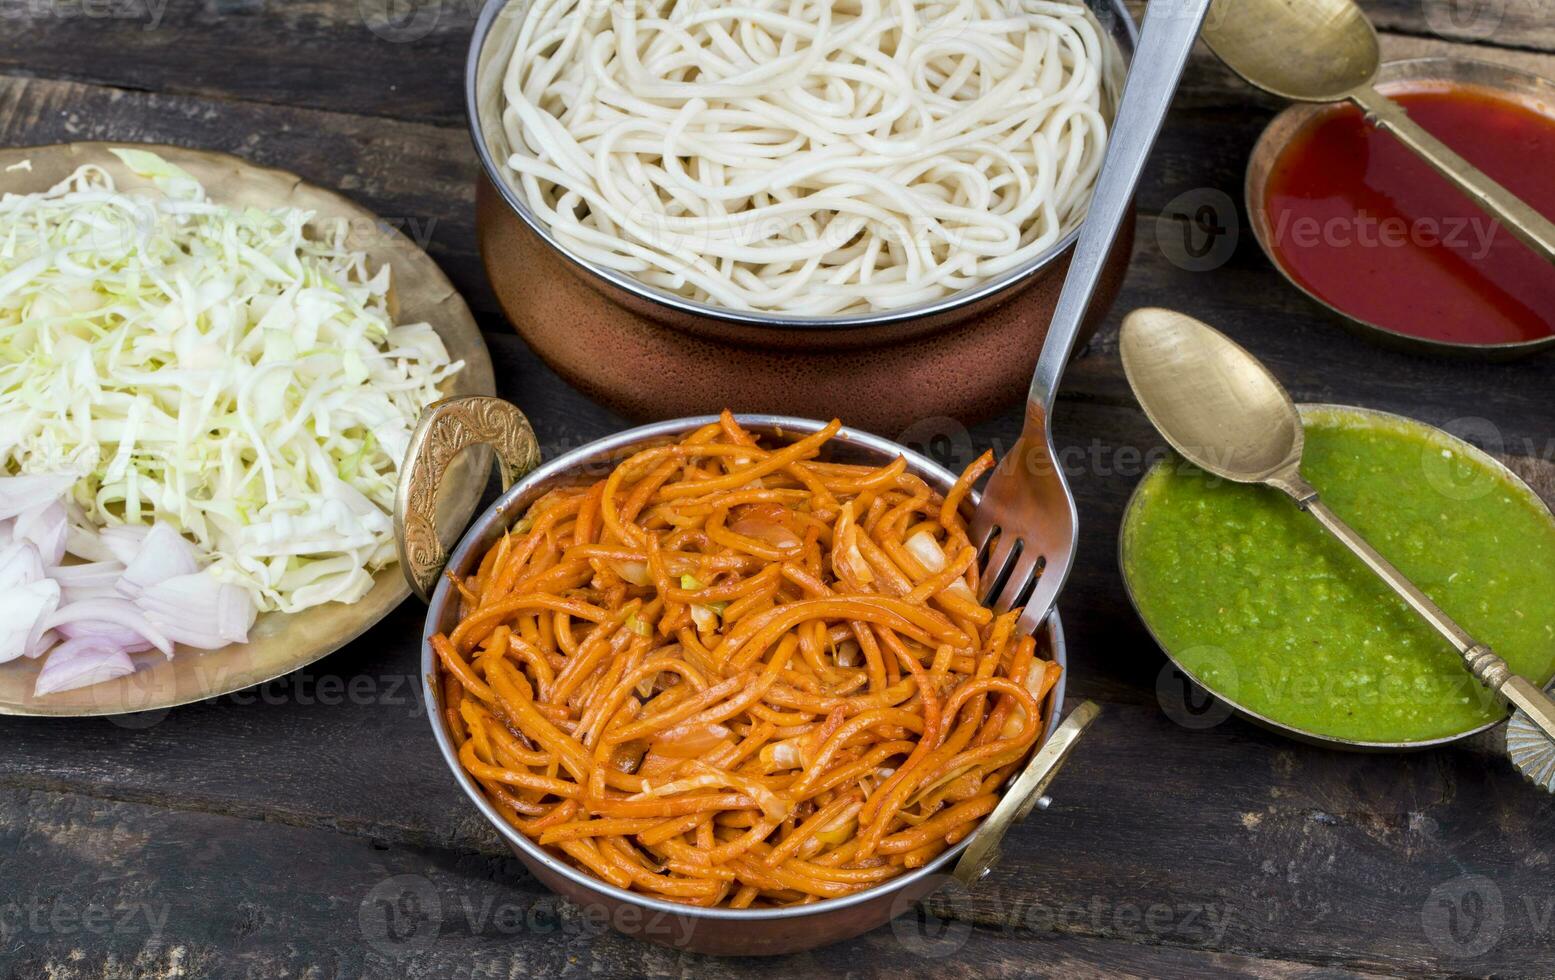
[1263,85,1555,346]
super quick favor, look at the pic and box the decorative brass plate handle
[953,700,1100,887]
[395,395,542,602]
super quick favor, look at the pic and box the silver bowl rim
[420,413,1069,921]
[464,0,1138,332]
[1117,402,1554,752]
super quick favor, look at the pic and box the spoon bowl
[1205,0,1379,102]
[1117,307,1302,485]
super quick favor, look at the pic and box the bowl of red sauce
[1246,58,1555,358]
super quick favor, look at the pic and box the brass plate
[0,142,494,717]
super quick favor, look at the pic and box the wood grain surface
[0,2,1551,977]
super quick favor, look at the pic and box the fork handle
[1027,0,1212,417]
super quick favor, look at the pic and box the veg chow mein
[431,413,1058,907]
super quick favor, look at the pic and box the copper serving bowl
[407,410,1073,955]
[466,0,1138,433]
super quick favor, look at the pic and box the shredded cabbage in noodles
[0,149,463,613]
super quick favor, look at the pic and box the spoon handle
[1276,474,1555,742]
[1349,84,1555,265]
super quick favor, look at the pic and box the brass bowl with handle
[395,402,1097,954]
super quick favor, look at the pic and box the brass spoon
[1202,0,1555,264]
[1119,307,1555,770]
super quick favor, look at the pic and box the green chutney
[1123,407,1555,744]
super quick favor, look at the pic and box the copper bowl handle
[952,700,1100,887]
[394,395,542,602]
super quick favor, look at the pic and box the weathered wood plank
[0,1,1551,130]
[0,0,478,125]
[1370,0,1555,53]
[953,701,1555,977]
[0,786,1396,979]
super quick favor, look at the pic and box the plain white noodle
[501,0,1121,315]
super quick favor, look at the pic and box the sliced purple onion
[136,571,256,649]
[42,597,173,658]
[33,637,137,697]
[46,560,126,589]
[0,541,45,590]
[0,474,76,522]
[0,579,61,664]
[14,501,67,566]
[63,500,115,563]
[60,584,121,605]
[54,617,155,654]
[27,629,59,659]
[98,523,152,565]
[2,476,267,697]
[115,523,199,600]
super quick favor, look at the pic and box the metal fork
[973,0,1212,634]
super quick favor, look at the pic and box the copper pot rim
[1244,56,1555,360]
[419,414,1070,924]
[464,0,1138,333]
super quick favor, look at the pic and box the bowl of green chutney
[1120,404,1555,750]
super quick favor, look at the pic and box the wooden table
[2,2,1552,976]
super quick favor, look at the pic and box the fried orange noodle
[433,413,1060,907]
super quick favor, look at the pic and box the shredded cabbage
[0,149,463,613]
